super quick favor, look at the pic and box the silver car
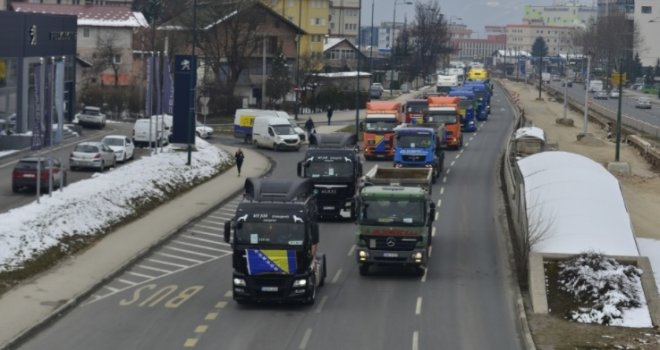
[69,141,116,172]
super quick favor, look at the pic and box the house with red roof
[12,2,148,87]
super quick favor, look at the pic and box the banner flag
[43,61,52,147]
[145,55,153,117]
[155,53,162,115]
[246,249,297,275]
[162,53,173,115]
[54,61,64,143]
[31,62,42,150]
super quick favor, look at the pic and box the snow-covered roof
[12,3,149,28]
[324,37,346,51]
[495,49,531,57]
[518,151,639,256]
[514,126,545,141]
[317,71,372,78]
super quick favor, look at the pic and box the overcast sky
[359,0,557,37]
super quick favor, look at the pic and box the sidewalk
[0,145,270,349]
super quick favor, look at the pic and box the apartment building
[262,0,330,58]
[328,0,360,43]
[506,23,577,56]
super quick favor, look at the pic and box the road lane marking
[465,142,469,147]
[436,199,442,207]
[155,252,203,264]
[192,223,223,232]
[428,246,433,258]
[415,297,422,315]
[199,218,225,226]
[205,312,218,320]
[188,230,222,238]
[127,271,154,279]
[208,214,232,221]
[164,247,218,259]
[332,269,342,284]
[215,301,227,309]
[184,338,198,347]
[315,296,328,313]
[469,136,475,141]
[117,278,138,286]
[412,331,419,350]
[224,290,232,298]
[194,325,208,334]
[172,240,229,252]
[432,227,436,237]
[434,212,438,221]
[348,244,356,256]
[147,258,188,268]
[459,149,464,155]
[181,235,228,246]
[299,328,313,349]
[421,269,427,283]
[440,187,445,195]
[137,264,171,273]
[450,160,456,167]
[104,285,119,292]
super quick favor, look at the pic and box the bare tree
[94,33,123,86]
[409,1,451,79]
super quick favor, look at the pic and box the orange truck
[362,101,403,160]
[425,96,462,149]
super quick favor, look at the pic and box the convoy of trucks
[448,89,478,132]
[297,133,362,220]
[355,166,436,276]
[362,101,403,160]
[224,178,327,305]
[393,127,444,183]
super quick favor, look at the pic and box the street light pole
[355,0,362,134]
[581,54,591,135]
[615,57,624,162]
[187,0,197,166]
[389,0,412,97]
[369,0,374,78]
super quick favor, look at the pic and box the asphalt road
[16,85,524,349]
[0,122,154,214]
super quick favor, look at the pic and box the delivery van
[233,109,305,143]
[133,118,168,148]
[252,115,301,151]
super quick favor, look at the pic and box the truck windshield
[360,199,426,225]
[406,103,427,113]
[236,222,306,246]
[272,125,295,135]
[426,112,457,124]
[307,161,354,178]
[457,99,473,109]
[365,119,397,132]
[397,134,432,148]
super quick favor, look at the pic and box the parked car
[609,90,620,99]
[12,156,67,193]
[369,85,383,99]
[635,97,652,109]
[75,106,106,129]
[69,141,116,171]
[101,135,135,162]
[561,79,573,87]
[593,91,609,100]
[195,122,214,139]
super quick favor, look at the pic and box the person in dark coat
[305,117,315,134]
[326,106,333,125]
[234,148,245,176]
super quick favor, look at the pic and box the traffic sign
[200,96,210,106]
[201,106,209,116]
[611,72,626,86]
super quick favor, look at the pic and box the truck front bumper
[232,272,314,303]
[356,248,427,266]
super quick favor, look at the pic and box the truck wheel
[305,278,317,305]
[414,266,426,277]
[359,263,370,276]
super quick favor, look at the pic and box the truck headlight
[425,164,433,168]
[394,163,402,168]
[413,252,423,263]
[293,279,307,287]
[358,250,368,261]
[233,278,246,287]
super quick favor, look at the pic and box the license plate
[23,174,35,178]
[383,252,399,258]
[261,286,278,292]
[323,206,334,210]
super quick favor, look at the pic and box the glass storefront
[0,58,18,135]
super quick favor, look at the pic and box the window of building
[641,6,652,14]
[83,27,90,37]
[112,55,122,65]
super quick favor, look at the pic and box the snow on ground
[637,238,660,293]
[0,139,230,273]
[0,150,18,158]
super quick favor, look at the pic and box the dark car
[12,156,67,193]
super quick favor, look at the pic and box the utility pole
[614,57,624,162]
[581,54,591,135]
[355,0,362,134]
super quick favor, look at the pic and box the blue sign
[172,55,196,144]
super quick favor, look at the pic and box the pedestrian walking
[305,117,315,134]
[234,148,245,177]
[326,106,333,125]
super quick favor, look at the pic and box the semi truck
[393,126,444,183]
[224,178,327,305]
[403,99,428,125]
[362,101,402,160]
[448,88,478,132]
[355,166,436,276]
[462,81,491,119]
[298,132,363,220]
[436,74,459,94]
[426,96,463,149]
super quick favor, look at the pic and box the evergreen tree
[266,52,292,105]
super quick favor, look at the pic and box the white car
[196,122,214,139]
[75,106,106,129]
[69,141,116,172]
[609,90,620,99]
[102,135,135,162]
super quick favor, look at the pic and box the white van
[271,110,307,143]
[133,118,168,148]
[252,115,301,151]
[233,109,306,143]
[152,114,173,142]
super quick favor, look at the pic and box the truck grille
[366,236,419,251]
[284,139,298,144]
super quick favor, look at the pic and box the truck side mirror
[311,222,320,244]
[224,221,231,243]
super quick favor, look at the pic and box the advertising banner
[172,55,196,144]
[31,62,42,150]
[54,60,64,143]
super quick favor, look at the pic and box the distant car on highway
[12,156,67,193]
[593,91,609,100]
[75,106,106,129]
[635,97,652,109]
[609,90,620,99]
[69,141,116,172]
[561,79,573,87]
[101,135,135,162]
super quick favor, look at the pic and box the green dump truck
[355,165,436,276]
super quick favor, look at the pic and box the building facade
[328,0,360,43]
[0,11,76,148]
[634,0,660,67]
[505,23,577,57]
[524,2,598,28]
[597,0,636,17]
[378,21,407,52]
[451,35,506,62]
[262,0,330,58]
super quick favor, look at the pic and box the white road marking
[412,331,419,350]
[465,142,470,147]
[172,240,229,252]
[299,328,313,349]
[415,297,422,315]
[104,285,119,292]
[192,223,223,232]
[442,176,448,184]
[454,153,461,160]
[147,258,188,268]
[332,269,342,284]
[117,278,138,286]
[348,244,356,257]
[199,218,225,226]
[434,212,438,221]
[181,235,228,247]
[188,229,222,238]
[137,264,171,273]
[315,296,328,313]
[428,246,433,258]
[450,160,456,167]
[208,214,232,221]
[446,168,451,176]
[195,325,208,334]
[127,271,156,279]
[436,199,441,207]
[421,269,427,283]
[432,227,436,237]
[440,187,445,195]
[165,246,218,259]
[156,252,204,263]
